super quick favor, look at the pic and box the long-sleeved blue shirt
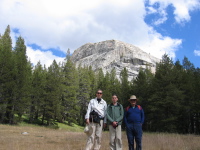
[124,105,144,126]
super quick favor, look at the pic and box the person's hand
[86,119,90,124]
[103,123,107,128]
[112,121,118,127]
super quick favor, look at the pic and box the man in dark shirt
[124,95,144,150]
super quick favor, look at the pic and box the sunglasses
[97,92,102,95]
[130,99,136,102]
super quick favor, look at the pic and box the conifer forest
[0,25,200,134]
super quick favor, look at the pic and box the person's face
[129,99,137,106]
[96,91,103,98]
[112,95,118,104]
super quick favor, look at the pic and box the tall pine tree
[77,66,91,125]
[41,60,62,125]
[148,54,182,132]
[61,49,79,125]
[180,57,196,133]
[29,62,46,124]
[120,67,130,107]
[0,25,15,124]
[13,36,32,122]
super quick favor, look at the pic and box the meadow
[0,124,200,150]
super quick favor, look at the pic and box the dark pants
[126,123,142,150]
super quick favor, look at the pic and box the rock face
[71,40,160,81]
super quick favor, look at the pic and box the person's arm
[103,102,107,124]
[116,104,124,123]
[106,105,114,123]
[123,109,128,126]
[141,109,145,124]
[103,102,107,128]
[85,100,92,124]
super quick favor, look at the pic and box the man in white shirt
[85,89,107,150]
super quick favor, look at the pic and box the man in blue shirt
[124,95,144,150]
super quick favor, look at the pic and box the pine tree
[0,25,15,124]
[77,66,91,125]
[169,60,187,133]
[12,36,32,122]
[109,68,121,101]
[87,66,97,98]
[120,67,130,107]
[180,57,196,133]
[96,68,104,90]
[131,67,154,101]
[41,60,62,125]
[101,71,112,103]
[61,49,79,125]
[29,62,46,124]
[193,68,200,134]
[148,54,182,132]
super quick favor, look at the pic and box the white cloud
[148,0,200,24]
[194,50,200,56]
[146,4,168,26]
[138,27,182,59]
[26,47,65,68]
[153,10,168,25]
[0,0,147,52]
[0,0,199,67]
[146,6,157,14]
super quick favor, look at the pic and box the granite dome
[71,40,160,81]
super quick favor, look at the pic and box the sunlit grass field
[0,124,200,150]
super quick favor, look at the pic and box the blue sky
[0,0,199,68]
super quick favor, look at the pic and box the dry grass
[0,124,200,150]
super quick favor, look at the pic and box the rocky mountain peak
[71,40,160,81]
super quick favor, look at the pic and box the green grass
[18,120,84,132]
[56,122,84,132]
[15,114,84,132]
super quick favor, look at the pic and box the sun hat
[128,95,137,101]
[84,124,93,136]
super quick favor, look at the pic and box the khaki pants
[85,120,103,150]
[109,125,122,150]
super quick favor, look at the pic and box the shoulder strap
[137,105,142,110]
[119,104,123,110]
[125,106,130,111]
[126,105,142,111]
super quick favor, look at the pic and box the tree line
[0,25,200,134]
